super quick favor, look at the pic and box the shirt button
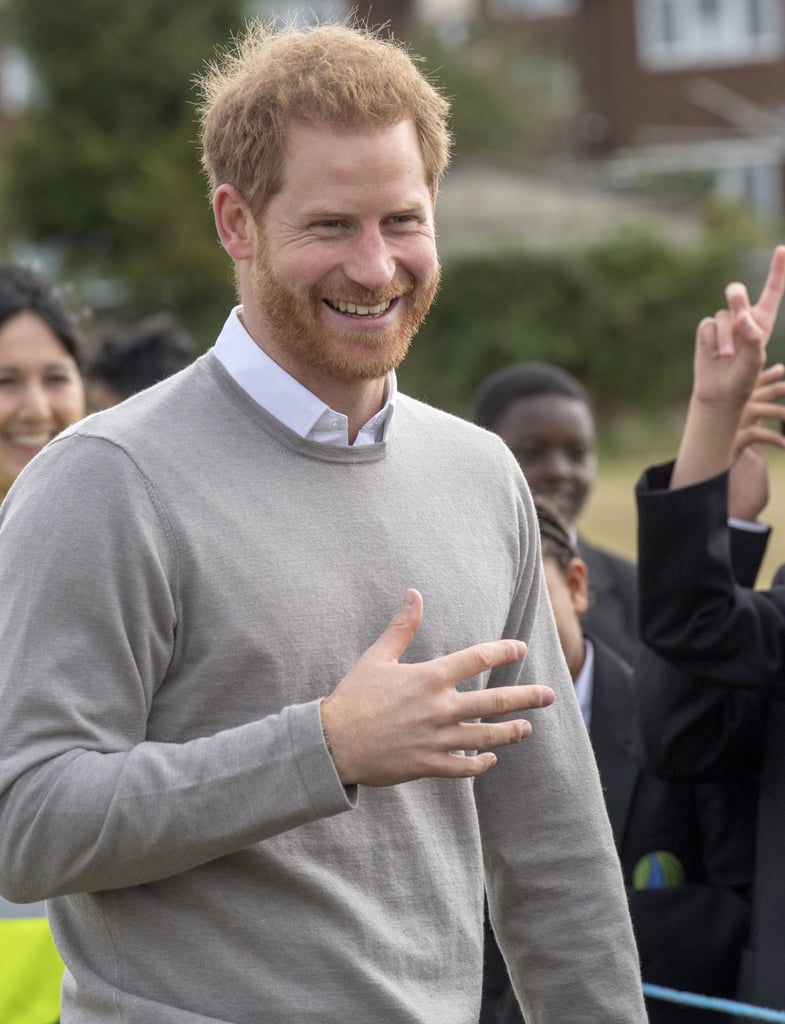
[329,419,340,430]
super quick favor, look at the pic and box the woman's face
[0,311,85,497]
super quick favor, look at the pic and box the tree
[408,25,575,167]
[1,0,245,343]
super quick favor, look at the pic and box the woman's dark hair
[0,264,85,369]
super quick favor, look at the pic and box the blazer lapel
[588,638,640,849]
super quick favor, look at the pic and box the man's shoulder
[79,357,210,438]
[395,394,526,490]
[29,357,219,490]
[396,393,513,452]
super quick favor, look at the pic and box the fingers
[445,751,499,778]
[725,281,751,317]
[418,713,543,779]
[436,638,528,687]
[697,315,739,359]
[723,290,761,349]
[754,363,785,390]
[714,311,735,357]
[368,589,423,663]
[748,383,785,409]
[472,682,555,718]
[454,717,533,750]
[740,400,785,426]
[734,424,785,453]
[696,316,718,354]
[755,244,785,324]
[412,722,533,780]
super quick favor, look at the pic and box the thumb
[369,588,423,663]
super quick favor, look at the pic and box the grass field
[582,447,785,588]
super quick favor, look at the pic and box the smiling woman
[0,265,86,502]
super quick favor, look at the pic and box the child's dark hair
[534,496,576,570]
[473,361,592,431]
[89,314,195,400]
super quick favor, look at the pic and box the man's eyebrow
[301,199,431,219]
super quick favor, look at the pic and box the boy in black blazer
[482,500,754,1024]
[635,245,785,1011]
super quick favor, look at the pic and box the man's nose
[343,228,395,292]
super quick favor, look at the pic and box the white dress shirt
[573,637,594,732]
[213,307,396,446]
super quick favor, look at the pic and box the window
[0,47,36,115]
[636,0,785,69]
[255,1,350,26]
[488,0,579,16]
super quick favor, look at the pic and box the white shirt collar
[573,636,594,733]
[213,307,396,446]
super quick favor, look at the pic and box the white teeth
[6,434,51,446]
[330,299,391,316]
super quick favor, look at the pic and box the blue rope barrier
[644,983,785,1022]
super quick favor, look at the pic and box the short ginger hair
[196,20,452,216]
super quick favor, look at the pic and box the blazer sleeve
[633,645,766,781]
[636,461,785,696]
[730,523,770,589]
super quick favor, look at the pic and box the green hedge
[399,223,765,430]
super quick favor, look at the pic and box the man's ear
[567,557,590,617]
[213,184,256,260]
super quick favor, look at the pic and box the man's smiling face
[247,119,440,387]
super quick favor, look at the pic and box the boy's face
[493,394,596,527]
[542,554,589,683]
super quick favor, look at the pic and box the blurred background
[1,0,784,579]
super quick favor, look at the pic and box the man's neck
[237,309,388,444]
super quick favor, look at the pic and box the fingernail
[404,590,416,607]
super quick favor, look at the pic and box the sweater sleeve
[0,435,353,903]
[636,461,785,694]
[474,477,647,1024]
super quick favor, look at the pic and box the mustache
[312,273,417,307]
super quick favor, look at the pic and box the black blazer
[575,515,766,670]
[482,635,752,1024]
[636,461,785,1011]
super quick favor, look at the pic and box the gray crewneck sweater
[0,353,645,1023]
